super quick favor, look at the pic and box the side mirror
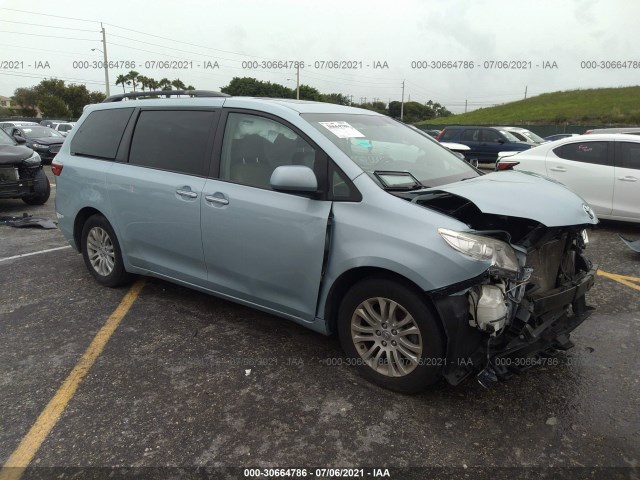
[468,158,479,168]
[270,165,318,193]
[14,135,26,144]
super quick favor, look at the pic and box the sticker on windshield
[319,121,365,139]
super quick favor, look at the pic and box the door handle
[176,189,198,198]
[618,176,638,182]
[205,194,229,205]
[550,166,567,172]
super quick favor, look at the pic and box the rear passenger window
[553,141,610,165]
[461,129,479,141]
[219,113,316,189]
[129,110,215,176]
[619,142,640,170]
[71,108,134,160]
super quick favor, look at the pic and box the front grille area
[50,145,61,154]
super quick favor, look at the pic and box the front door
[201,112,331,321]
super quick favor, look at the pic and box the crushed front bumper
[433,265,597,386]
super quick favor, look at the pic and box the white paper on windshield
[319,121,365,139]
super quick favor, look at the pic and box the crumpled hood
[425,170,598,227]
[0,145,34,165]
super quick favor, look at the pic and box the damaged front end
[415,189,597,387]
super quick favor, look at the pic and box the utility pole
[101,23,110,97]
[400,80,405,120]
[524,85,528,100]
[296,64,300,100]
[465,99,468,113]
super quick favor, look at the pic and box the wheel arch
[73,207,105,253]
[323,266,444,338]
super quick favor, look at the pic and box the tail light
[435,130,444,141]
[51,162,63,176]
[495,160,520,171]
[584,130,593,134]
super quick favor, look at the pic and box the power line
[0,19,98,33]
[0,8,98,24]
[0,30,97,41]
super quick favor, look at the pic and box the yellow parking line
[0,279,146,480]
[597,269,640,293]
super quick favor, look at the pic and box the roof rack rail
[102,90,230,103]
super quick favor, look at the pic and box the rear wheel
[22,169,50,205]
[338,277,444,393]
[81,214,133,287]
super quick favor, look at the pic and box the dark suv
[0,128,50,205]
[436,126,532,163]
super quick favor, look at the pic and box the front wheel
[338,278,444,393]
[81,214,133,287]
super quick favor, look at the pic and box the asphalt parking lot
[1,167,639,480]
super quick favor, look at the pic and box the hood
[423,170,598,227]
[30,137,64,145]
[0,144,34,165]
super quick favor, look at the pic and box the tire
[22,169,51,205]
[338,277,444,393]
[81,214,133,287]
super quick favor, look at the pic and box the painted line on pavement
[597,269,640,293]
[0,279,146,480]
[0,246,72,263]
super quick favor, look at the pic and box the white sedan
[496,133,640,223]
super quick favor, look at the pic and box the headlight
[438,228,520,275]
[31,142,43,149]
[23,151,41,166]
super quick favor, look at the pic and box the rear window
[70,108,134,160]
[553,141,610,165]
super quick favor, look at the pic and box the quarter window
[129,110,215,176]
[70,108,134,160]
[219,113,316,189]
[553,141,610,165]
[619,142,640,170]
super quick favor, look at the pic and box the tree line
[8,73,451,122]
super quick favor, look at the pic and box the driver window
[220,113,316,189]
[482,129,501,142]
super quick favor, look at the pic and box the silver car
[53,91,598,392]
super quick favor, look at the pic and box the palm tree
[172,79,186,91]
[126,71,140,92]
[115,74,128,93]
[137,75,149,92]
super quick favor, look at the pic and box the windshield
[19,127,64,139]
[302,113,479,188]
[498,130,522,142]
[521,130,545,143]
[0,128,16,146]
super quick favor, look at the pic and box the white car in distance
[496,133,640,222]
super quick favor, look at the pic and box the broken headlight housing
[23,151,41,166]
[438,228,520,276]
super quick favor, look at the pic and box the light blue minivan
[54,91,597,392]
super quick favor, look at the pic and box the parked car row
[2,125,65,164]
[435,126,537,164]
[496,133,639,222]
